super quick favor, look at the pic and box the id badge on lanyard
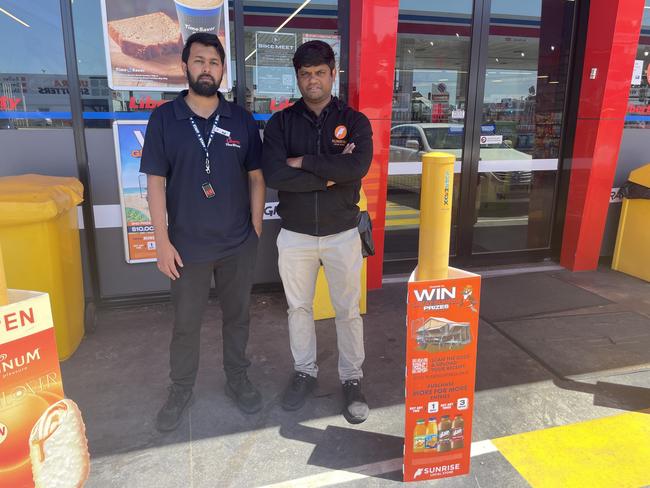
[189,115,223,199]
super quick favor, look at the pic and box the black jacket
[261,97,373,236]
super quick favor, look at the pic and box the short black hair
[293,40,336,72]
[182,33,225,64]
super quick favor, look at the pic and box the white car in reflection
[389,123,533,199]
[390,122,531,163]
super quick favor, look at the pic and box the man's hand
[156,239,183,280]
[326,143,355,188]
[286,156,303,168]
[290,144,354,187]
[253,220,262,237]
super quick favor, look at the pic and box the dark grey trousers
[169,232,258,390]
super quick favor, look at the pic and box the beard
[187,71,221,97]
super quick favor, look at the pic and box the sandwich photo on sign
[100,0,232,91]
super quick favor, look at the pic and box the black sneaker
[225,375,263,414]
[342,379,369,424]
[281,372,317,411]
[156,385,193,432]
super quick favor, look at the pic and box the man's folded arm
[301,114,373,183]
[261,114,328,192]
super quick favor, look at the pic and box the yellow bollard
[404,154,481,483]
[0,245,7,306]
[417,152,455,281]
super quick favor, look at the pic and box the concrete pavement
[59,265,650,487]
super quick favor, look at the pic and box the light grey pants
[277,227,365,381]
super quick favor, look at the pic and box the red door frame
[347,0,646,281]
[348,0,399,290]
[560,0,645,271]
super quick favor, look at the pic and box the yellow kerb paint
[493,411,650,488]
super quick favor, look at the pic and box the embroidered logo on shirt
[334,125,348,140]
[225,137,241,148]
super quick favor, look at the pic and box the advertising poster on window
[100,0,232,92]
[112,120,157,263]
[403,268,480,482]
[302,33,341,97]
[255,32,297,96]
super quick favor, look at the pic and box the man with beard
[141,33,265,432]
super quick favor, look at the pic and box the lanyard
[189,115,220,175]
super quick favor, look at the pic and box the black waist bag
[357,211,375,257]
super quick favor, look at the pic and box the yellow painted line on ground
[492,411,650,488]
[386,218,420,227]
[385,202,421,228]
[386,209,419,216]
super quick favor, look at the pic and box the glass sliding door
[384,0,577,269]
[385,0,474,261]
[471,0,575,253]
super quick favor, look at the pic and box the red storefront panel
[561,0,645,271]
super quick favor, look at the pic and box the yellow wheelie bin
[612,163,650,282]
[0,174,85,359]
[313,189,369,320]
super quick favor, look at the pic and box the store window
[625,1,650,129]
[474,0,574,252]
[386,0,575,262]
[71,0,237,129]
[386,1,473,260]
[0,1,71,129]
[243,0,340,125]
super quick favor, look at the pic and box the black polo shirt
[140,90,261,263]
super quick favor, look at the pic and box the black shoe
[342,379,369,424]
[281,372,317,411]
[225,375,263,414]
[156,385,193,432]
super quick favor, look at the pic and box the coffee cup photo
[174,0,224,44]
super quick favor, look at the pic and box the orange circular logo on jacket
[334,125,348,140]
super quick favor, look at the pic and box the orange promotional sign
[403,268,481,482]
[0,290,89,487]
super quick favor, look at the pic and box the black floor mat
[480,273,610,322]
[493,311,650,377]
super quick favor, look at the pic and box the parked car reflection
[388,123,533,217]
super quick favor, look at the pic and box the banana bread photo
[108,12,183,60]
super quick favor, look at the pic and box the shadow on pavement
[60,271,650,471]
[279,423,403,481]
[554,378,650,412]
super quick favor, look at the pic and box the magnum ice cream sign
[0,290,89,487]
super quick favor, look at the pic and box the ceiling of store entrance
[398,35,540,71]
